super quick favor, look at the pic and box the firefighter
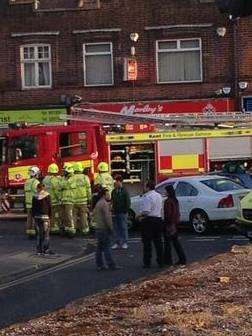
[94,162,114,195]
[61,163,76,237]
[43,163,62,235]
[73,162,92,235]
[24,166,40,238]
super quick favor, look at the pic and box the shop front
[0,107,66,127]
[83,98,235,116]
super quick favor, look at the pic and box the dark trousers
[34,218,50,254]
[164,233,186,265]
[141,217,163,266]
[95,229,115,268]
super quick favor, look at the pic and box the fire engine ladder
[64,106,252,129]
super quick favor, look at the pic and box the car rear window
[201,178,243,192]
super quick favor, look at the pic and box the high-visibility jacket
[43,175,62,206]
[72,173,91,205]
[94,172,114,194]
[61,174,76,205]
[24,178,40,209]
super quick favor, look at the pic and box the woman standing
[163,185,186,266]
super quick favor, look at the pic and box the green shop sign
[0,108,66,125]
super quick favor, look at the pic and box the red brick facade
[0,0,251,110]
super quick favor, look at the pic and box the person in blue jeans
[93,188,118,271]
[111,175,131,250]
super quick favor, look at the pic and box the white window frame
[20,44,52,89]
[83,42,114,87]
[156,38,203,84]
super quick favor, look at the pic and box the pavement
[0,215,95,286]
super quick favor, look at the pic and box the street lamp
[129,33,139,56]
[238,81,248,112]
[215,87,232,112]
[216,27,227,37]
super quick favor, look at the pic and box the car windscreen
[201,178,243,192]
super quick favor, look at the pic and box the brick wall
[0,0,251,109]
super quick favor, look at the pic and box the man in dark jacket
[32,183,52,255]
[111,175,131,250]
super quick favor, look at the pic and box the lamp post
[128,33,139,102]
[222,86,231,112]
[238,81,248,112]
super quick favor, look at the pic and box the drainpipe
[232,18,240,111]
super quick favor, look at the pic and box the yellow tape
[106,128,252,143]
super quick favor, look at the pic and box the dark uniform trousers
[141,216,163,267]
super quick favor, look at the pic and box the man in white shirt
[138,180,164,268]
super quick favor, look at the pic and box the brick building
[0,0,252,120]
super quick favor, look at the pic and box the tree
[216,0,252,18]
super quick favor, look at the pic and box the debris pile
[1,244,251,336]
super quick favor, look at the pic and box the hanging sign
[124,58,138,81]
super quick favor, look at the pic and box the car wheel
[127,209,136,230]
[190,210,209,234]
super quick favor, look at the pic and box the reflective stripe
[106,128,252,142]
[24,178,39,208]
[26,229,36,236]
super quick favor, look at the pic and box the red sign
[128,59,137,81]
[82,98,235,115]
[124,58,137,81]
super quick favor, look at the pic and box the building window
[156,39,202,83]
[83,42,113,86]
[20,44,52,89]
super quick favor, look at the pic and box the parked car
[215,162,252,189]
[217,171,252,189]
[236,191,252,227]
[130,175,250,234]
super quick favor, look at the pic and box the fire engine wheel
[127,209,136,230]
[190,210,209,234]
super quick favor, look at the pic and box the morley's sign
[0,108,66,125]
[83,99,235,116]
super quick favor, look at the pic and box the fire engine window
[9,136,38,163]
[59,132,87,158]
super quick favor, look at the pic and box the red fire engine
[1,103,252,210]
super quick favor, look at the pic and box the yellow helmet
[97,162,109,172]
[73,162,83,172]
[48,163,59,174]
[63,162,74,174]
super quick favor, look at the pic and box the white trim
[12,32,60,37]
[73,28,121,34]
[83,42,114,87]
[20,44,52,90]
[145,24,213,31]
[155,38,203,84]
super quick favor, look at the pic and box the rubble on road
[1,244,251,336]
